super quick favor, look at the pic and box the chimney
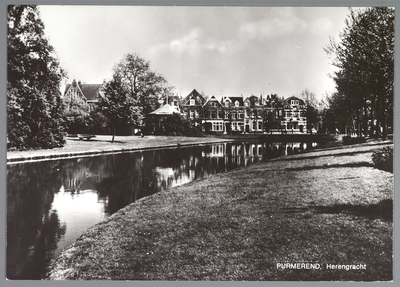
[72,79,77,87]
[78,80,81,85]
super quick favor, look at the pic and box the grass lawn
[7,135,231,162]
[47,141,393,281]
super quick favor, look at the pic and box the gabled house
[243,95,264,133]
[282,96,307,133]
[181,89,205,126]
[222,96,245,133]
[202,95,225,133]
[63,79,102,113]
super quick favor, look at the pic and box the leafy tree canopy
[96,53,174,142]
[325,7,394,138]
[7,5,67,150]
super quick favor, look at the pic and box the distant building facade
[63,79,103,113]
[190,92,307,134]
[281,96,307,133]
[181,89,206,127]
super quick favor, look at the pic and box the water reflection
[7,141,315,279]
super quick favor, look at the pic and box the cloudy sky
[39,5,351,100]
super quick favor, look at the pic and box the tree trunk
[375,98,381,139]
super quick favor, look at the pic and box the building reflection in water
[7,141,315,280]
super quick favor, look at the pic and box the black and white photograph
[4,2,395,283]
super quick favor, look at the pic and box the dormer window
[190,99,195,106]
[235,101,239,107]
[225,101,229,107]
[244,101,249,107]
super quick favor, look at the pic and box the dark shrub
[372,146,393,173]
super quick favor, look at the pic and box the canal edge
[6,139,235,164]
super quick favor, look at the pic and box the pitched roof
[149,104,180,115]
[64,82,102,101]
[226,96,244,106]
[183,89,205,105]
[203,95,223,107]
[79,84,102,101]
[284,96,305,105]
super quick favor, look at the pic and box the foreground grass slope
[48,141,393,281]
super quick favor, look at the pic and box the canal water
[6,141,317,280]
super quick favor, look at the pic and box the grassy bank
[7,135,232,162]
[47,141,393,281]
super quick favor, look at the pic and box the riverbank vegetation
[48,141,393,281]
[372,146,393,173]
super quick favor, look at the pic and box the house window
[235,101,239,107]
[211,110,217,119]
[258,121,262,130]
[212,122,223,131]
[190,99,195,106]
[225,101,229,107]
[244,101,249,107]
[190,110,195,119]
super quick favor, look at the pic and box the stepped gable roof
[149,104,180,115]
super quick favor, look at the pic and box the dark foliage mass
[324,7,394,139]
[342,135,367,145]
[7,5,67,150]
[372,146,393,173]
[155,113,205,137]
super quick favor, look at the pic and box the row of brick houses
[62,80,308,134]
[179,89,308,134]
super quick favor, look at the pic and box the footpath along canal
[7,135,321,279]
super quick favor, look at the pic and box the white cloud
[150,28,229,55]
[239,16,308,40]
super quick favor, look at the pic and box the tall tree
[7,5,67,150]
[300,89,320,133]
[96,53,173,141]
[113,53,173,118]
[325,7,394,139]
[96,75,143,143]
